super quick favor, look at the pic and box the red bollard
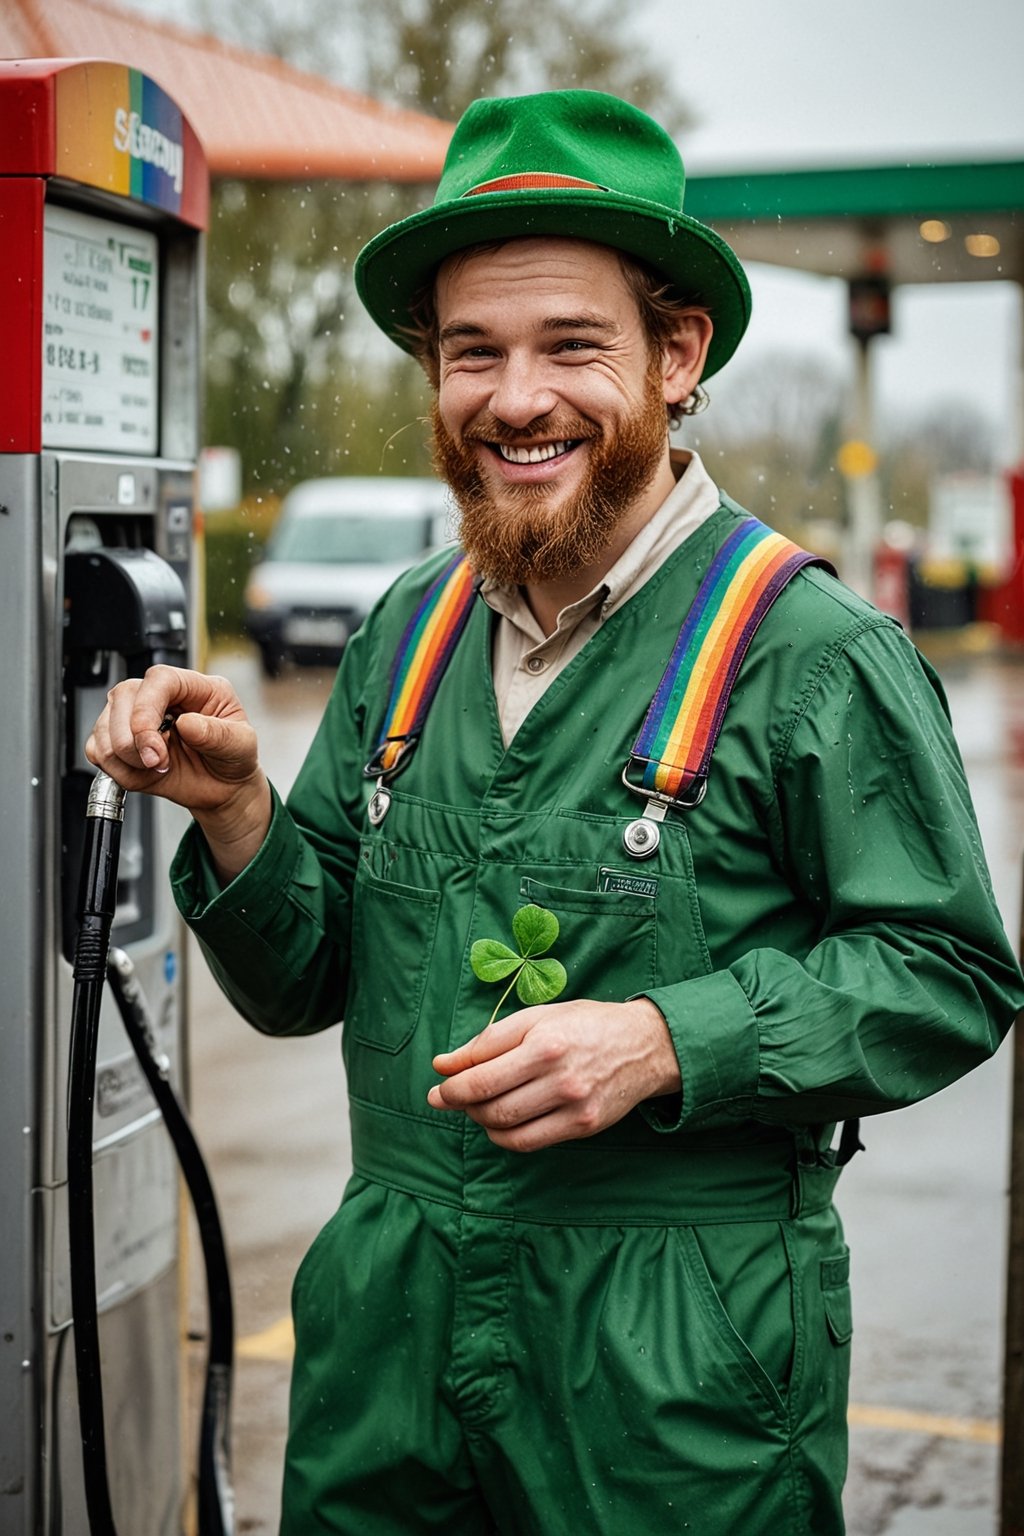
[873,541,911,630]
[983,469,1024,644]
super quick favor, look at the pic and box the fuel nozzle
[64,546,188,682]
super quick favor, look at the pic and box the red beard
[431,364,669,586]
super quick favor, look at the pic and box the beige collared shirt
[481,448,721,743]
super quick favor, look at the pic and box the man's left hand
[426,997,681,1151]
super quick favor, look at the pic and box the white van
[243,476,453,676]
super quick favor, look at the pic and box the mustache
[462,412,600,447]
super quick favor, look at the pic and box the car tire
[259,642,285,680]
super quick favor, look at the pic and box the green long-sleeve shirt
[172,500,1023,1146]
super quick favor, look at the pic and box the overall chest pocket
[347,867,441,1054]
[518,875,659,1003]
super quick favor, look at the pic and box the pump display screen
[42,204,159,454]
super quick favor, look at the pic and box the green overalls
[173,500,1024,1535]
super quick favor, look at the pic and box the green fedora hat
[354,89,751,380]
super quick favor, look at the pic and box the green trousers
[281,1107,852,1535]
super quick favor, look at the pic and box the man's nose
[487,356,558,429]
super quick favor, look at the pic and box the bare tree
[686,352,850,538]
[186,0,692,131]
[880,401,998,528]
[177,0,695,495]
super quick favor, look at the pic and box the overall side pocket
[675,1222,795,1422]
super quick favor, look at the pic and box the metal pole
[841,337,885,602]
[1000,865,1024,1536]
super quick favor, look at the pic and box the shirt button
[526,656,546,674]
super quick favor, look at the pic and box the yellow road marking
[847,1403,1000,1445]
[236,1315,295,1362]
[232,1319,1002,1446]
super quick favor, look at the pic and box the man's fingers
[430,1009,574,1110]
[427,1083,603,1152]
[482,1108,595,1154]
[89,678,154,774]
[425,999,677,1151]
[433,1076,565,1126]
[100,666,250,772]
[429,1055,522,1108]
[86,664,262,818]
[429,1024,570,1111]
[133,723,171,771]
[128,667,241,739]
[103,667,183,767]
[173,710,258,774]
[432,1013,533,1075]
[85,726,165,788]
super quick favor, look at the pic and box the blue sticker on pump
[164,950,177,985]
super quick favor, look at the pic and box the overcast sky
[643,0,1023,458]
[657,0,1023,169]
[118,0,1024,459]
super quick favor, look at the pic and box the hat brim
[354,189,752,381]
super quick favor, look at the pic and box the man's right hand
[86,664,271,883]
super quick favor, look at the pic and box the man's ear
[662,310,714,407]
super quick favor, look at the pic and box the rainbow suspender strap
[364,519,831,803]
[624,516,834,809]
[364,552,478,782]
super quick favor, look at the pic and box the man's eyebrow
[438,322,489,345]
[438,314,617,345]
[540,313,616,335]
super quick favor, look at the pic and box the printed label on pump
[41,204,159,454]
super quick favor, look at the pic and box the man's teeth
[498,440,571,464]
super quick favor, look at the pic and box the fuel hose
[106,946,235,1536]
[67,772,125,1536]
[68,771,235,1535]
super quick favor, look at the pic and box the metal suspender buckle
[362,734,421,826]
[619,759,707,859]
[362,734,420,782]
[617,517,825,861]
[620,758,708,811]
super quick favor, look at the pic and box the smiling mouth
[493,439,578,464]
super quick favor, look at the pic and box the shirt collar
[480,448,720,637]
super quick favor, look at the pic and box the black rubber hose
[68,769,236,1534]
[67,773,127,1536]
[106,947,235,1536]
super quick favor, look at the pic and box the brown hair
[400,243,709,419]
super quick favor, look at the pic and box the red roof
[1,0,453,181]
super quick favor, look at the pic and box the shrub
[202,495,280,639]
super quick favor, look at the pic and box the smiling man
[87,91,1023,1535]
[428,239,709,606]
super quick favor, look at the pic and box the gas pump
[0,59,219,1534]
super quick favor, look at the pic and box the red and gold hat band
[462,172,606,196]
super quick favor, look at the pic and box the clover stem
[487,966,523,1029]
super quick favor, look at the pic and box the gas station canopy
[1,0,453,182]
[685,159,1023,288]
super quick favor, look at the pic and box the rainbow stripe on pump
[370,554,478,776]
[54,63,190,217]
[631,518,829,803]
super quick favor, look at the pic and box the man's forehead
[439,233,622,278]
[435,235,634,315]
